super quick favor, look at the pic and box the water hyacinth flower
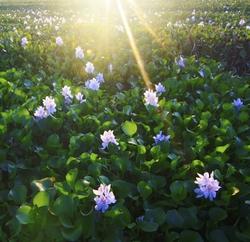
[136,216,144,222]
[75,92,85,103]
[61,85,73,104]
[56,36,63,46]
[144,89,159,107]
[21,37,28,47]
[85,62,95,74]
[85,78,100,91]
[153,131,170,145]
[239,19,246,26]
[155,82,166,94]
[93,184,116,213]
[75,46,84,59]
[34,106,48,119]
[194,171,221,201]
[42,96,56,115]
[96,73,105,83]
[232,98,244,110]
[100,130,118,149]
[199,69,205,78]
[176,56,185,68]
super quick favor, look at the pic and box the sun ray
[127,0,165,48]
[116,0,152,89]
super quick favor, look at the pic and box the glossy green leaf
[33,191,50,207]
[122,121,137,136]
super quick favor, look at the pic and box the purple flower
[75,92,86,103]
[43,96,56,116]
[155,82,166,94]
[153,131,170,145]
[194,172,221,201]
[199,69,205,78]
[232,98,244,110]
[96,73,105,83]
[34,106,48,119]
[61,85,73,104]
[75,46,84,59]
[144,89,159,107]
[85,78,100,91]
[55,36,63,46]
[176,56,185,68]
[100,130,118,149]
[21,37,28,47]
[239,19,246,26]
[93,184,116,213]
[85,62,95,74]
[136,216,144,222]
[34,96,56,120]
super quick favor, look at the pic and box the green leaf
[170,180,187,201]
[66,168,78,188]
[180,230,204,242]
[31,177,54,192]
[145,208,166,225]
[122,121,137,136]
[61,224,82,242]
[179,207,200,229]
[137,181,152,199]
[209,207,227,222]
[16,205,33,224]
[9,185,27,204]
[209,229,229,242]
[137,145,146,154]
[138,221,159,232]
[6,218,21,238]
[166,209,184,228]
[191,160,204,168]
[52,195,75,218]
[33,191,50,208]
[105,205,131,227]
[216,144,230,153]
[46,134,61,150]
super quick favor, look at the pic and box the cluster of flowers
[34,86,86,119]
[143,82,166,107]
[54,37,106,91]
[94,171,221,213]
[21,36,107,90]
[34,96,57,119]
[61,85,86,104]
[85,72,105,91]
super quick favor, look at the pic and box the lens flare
[116,0,152,88]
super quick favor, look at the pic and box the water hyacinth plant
[85,61,95,74]
[153,131,170,145]
[155,82,166,94]
[232,98,244,110]
[194,172,221,201]
[21,37,28,47]
[100,130,119,149]
[55,36,63,46]
[61,85,73,104]
[85,78,100,90]
[93,184,116,213]
[75,46,84,59]
[144,89,159,107]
